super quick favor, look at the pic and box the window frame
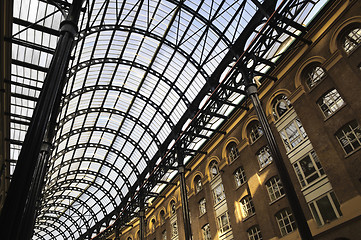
[217,211,231,233]
[317,88,345,118]
[227,142,240,163]
[248,121,263,143]
[212,183,226,205]
[293,150,325,188]
[309,191,342,226]
[265,176,285,202]
[341,27,361,54]
[304,65,326,89]
[234,166,247,188]
[209,160,219,179]
[240,195,256,219]
[194,175,203,193]
[201,223,211,240]
[272,95,292,121]
[279,117,307,152]
[256,146,273,169]
[199,198,207,216]
[171,221,178,238]
[275,208,297,236]
[335,120,361,154]
[247,225,263,240]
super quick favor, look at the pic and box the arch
[158,207,167,224]
[191,171,204,193]
[149,216,157,232]
[241,115,259,144]
[205,156,221,181]
[266,89,292,119]
[168,198,177,216]
[295,56,326,89]
[330,16,361,54]
[221,137,240,161]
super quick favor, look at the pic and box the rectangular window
[293,150,324,187]
[171,221,178,238]
[309,191,342,226]
[217,212,231,233]
[199,198,207,216]
[280,118,307,151]
[201,224,211,240]
[317,89,344,118]
[212,183,225,205]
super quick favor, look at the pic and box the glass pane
[316,195,337,223]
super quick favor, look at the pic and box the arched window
[150,218,156,232]
[317,88,345,118]
[170,200,176,215]
[265,176,284,202]
[240,195,255,218]
[275,208,296,236]
[160,209,166,224]
[209,160,219,179]
[227,142,239,163]
[127,237,132,240]
[247,225,262,240]
[248,121,263,143]
[303,64,326,89]
[335,120,361,154]
[272,95,292,121]
[341,27,361,54]
[234,166,246,188]
[256,146,273,169]
[201,223,211,240]
[194,175,202,193]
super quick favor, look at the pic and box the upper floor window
[150,218,156,233]
[275,208,296,236]
[248,121,263,143]
[279,118,307,151]
[266,176,285,202]
[227,142,240,163]
[257,146,273,169]
[162,230,167,240]
[304,65,326,89]
[212,183,226,205]
[160,210,166,225]
[317,89,345,118]
[335,120,361,154]
[240,195,255,219]
[194,175,203,193]
[171,221,178,238]
[272,95,292,121]
[199,198,207,216]
[342,27,361,54]
[217,212,231,233]
[234,166,247,188]
[201,223,211,240]
[209,160,219,179]
[309,191,342,226]
[293,150,324,188]
[170,200,176,215]
[247,225,262,240]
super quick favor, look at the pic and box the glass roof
[7,0,328,239]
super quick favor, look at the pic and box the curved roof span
[5,0,328,239]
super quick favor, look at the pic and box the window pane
[343,28,361,53]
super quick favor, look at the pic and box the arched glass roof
[6,0,328,239]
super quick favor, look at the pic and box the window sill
[344,146,361,158]
[300,174,328,192]
[259,162,272,172]
[235,181,247,190]
[323,104,346,122]
[269,195,285,205]
[242,213,256,222]
[213,199,226,208]
[199,212,207,218]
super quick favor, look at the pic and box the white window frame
[217,211,231,233]
[275,209,296,236]
[342,27,361,54]
[201,223,211,240]
[195,176,203,193]
[162,230,167,240]
[305,66,326,89]
[249,121,263,143]
[199,198,207,216]
[279,118,307,151]
[266,176,285,202]
[240,195,255,219]
[234,167,246,188]
[335,120,361,154]
[171,221,178,239]
[209,161,219,179]
[309,191,342,226]
[317,89,345,118]
[247,225,262,240]
[212,183,226,205]
[228,144,240,163]
[293,150,325,188]
[272,95,292,121]
[257,146,273,169]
